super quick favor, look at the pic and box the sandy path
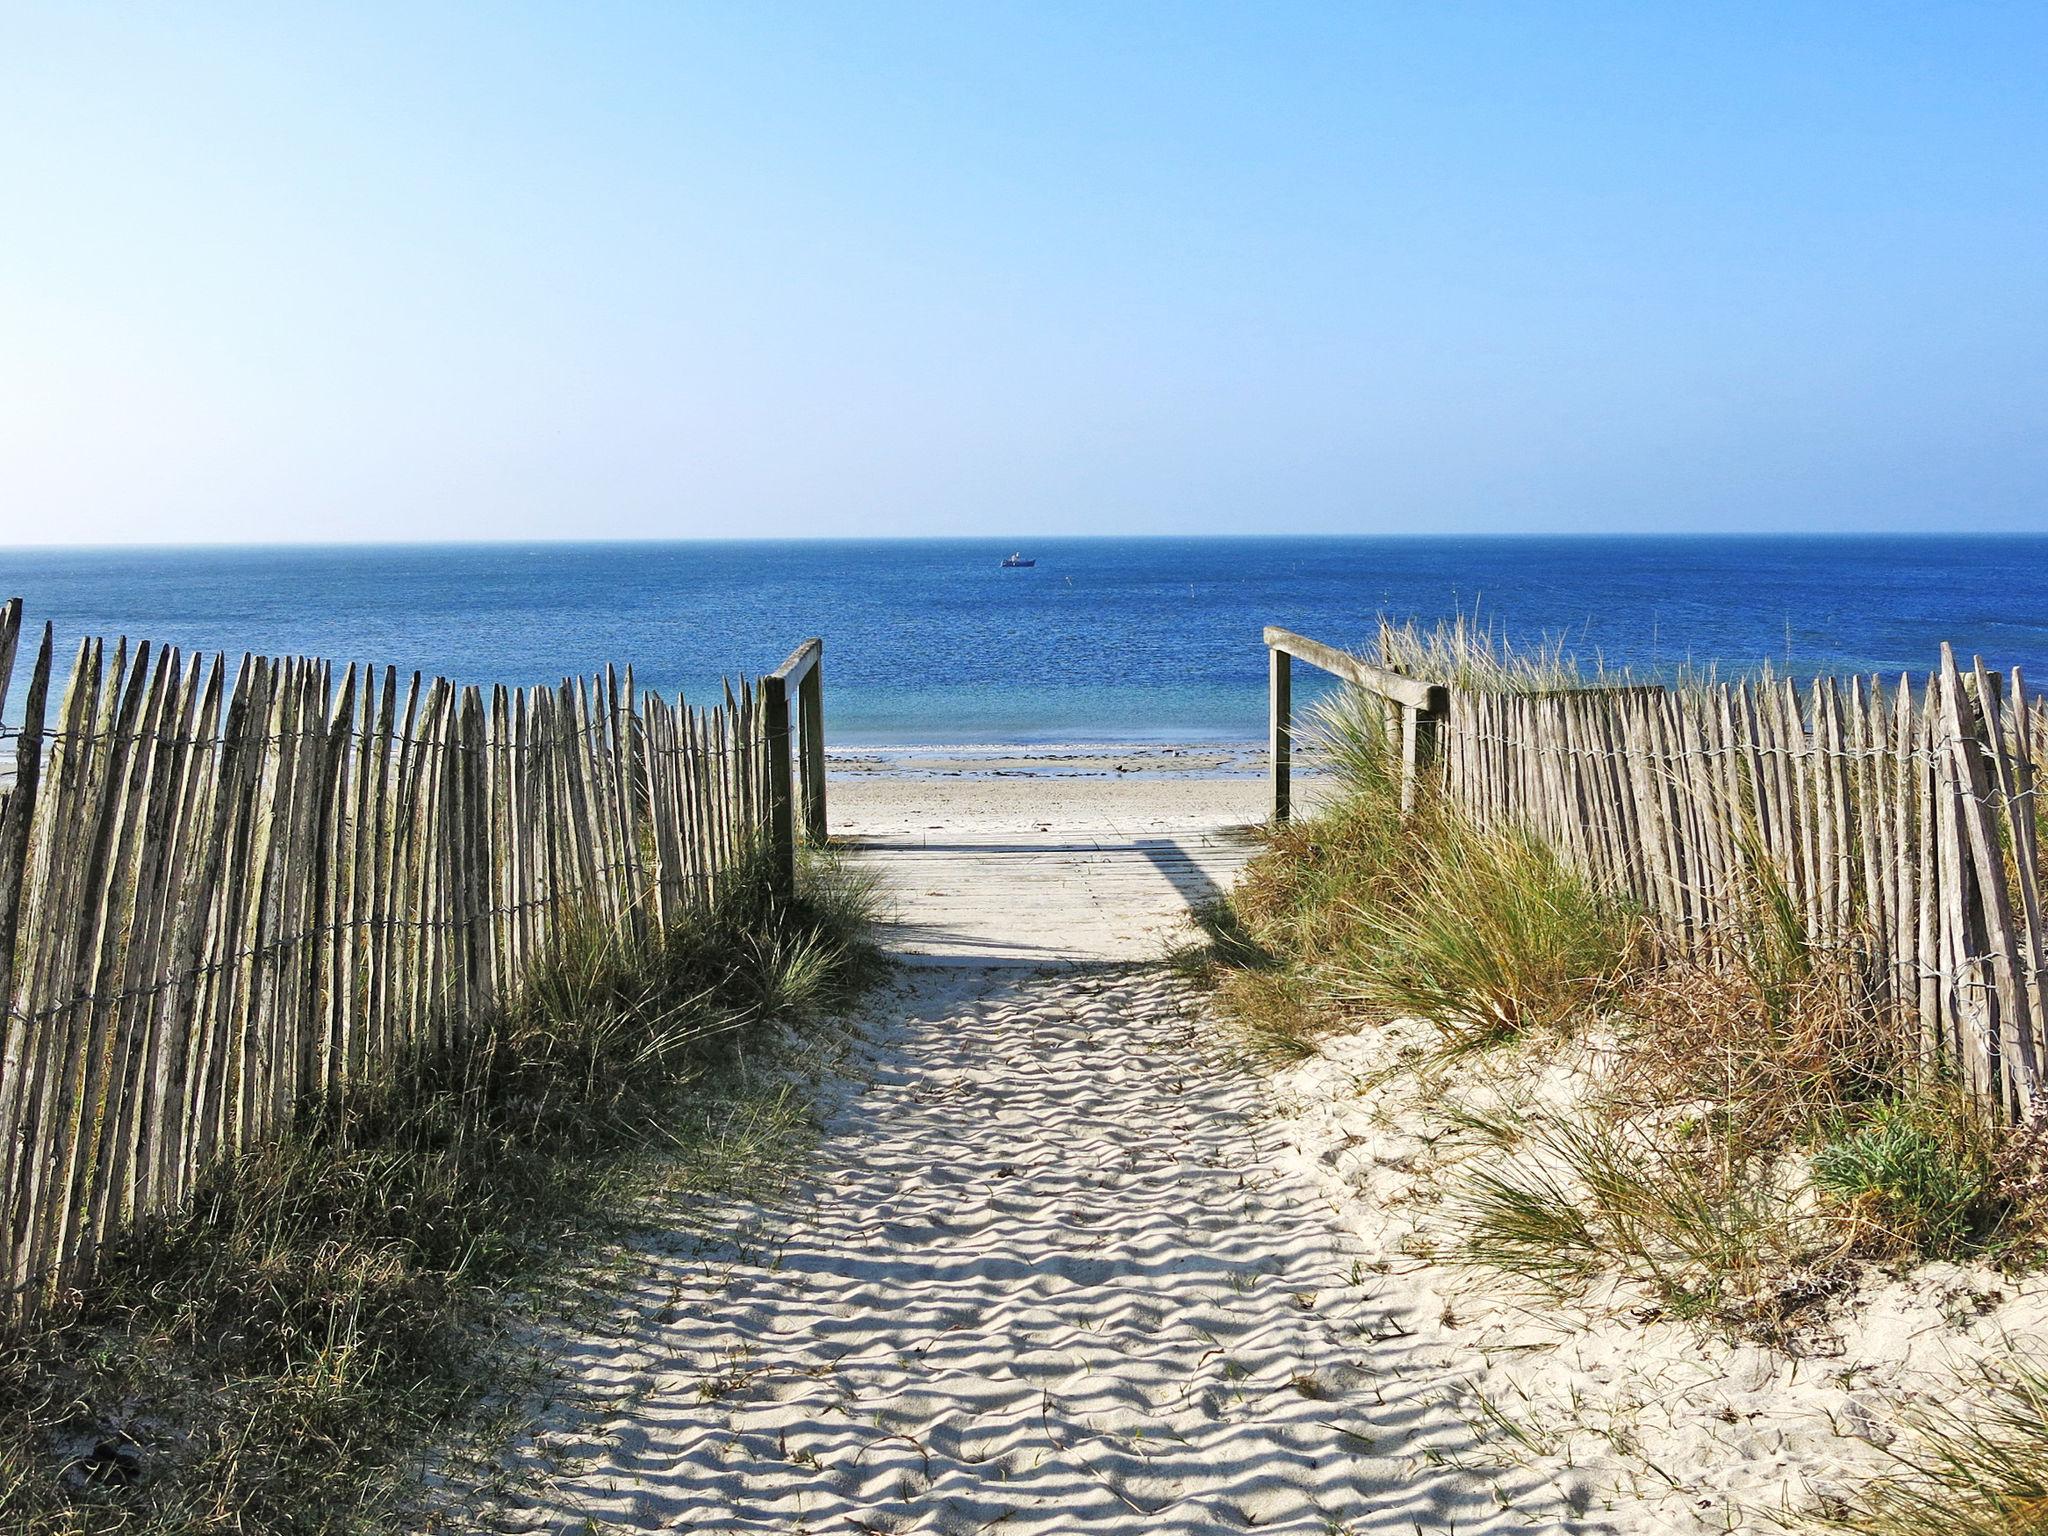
[853,831,1260,965]
[459,966,1599,1533]
[453,774,1592,1533]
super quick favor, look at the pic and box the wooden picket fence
[1266,626,2048,1124]
[1440,647,2047,1121]
[0,598,804,1319]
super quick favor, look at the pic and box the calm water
[4,537,2046,744]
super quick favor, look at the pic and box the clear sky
[2,2,2044,544]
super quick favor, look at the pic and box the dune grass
[1370,613,1617,695]
[0,847,882,1536]
[1801,1353,2048,1535]
[1209,677,1636,1055]
[1333,814,1636,1045]
[1455,1113,1827,1319]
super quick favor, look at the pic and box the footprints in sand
[455,967,1595,1533]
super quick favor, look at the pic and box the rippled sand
[454,968,1594,1533]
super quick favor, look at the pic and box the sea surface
[4,537,2047,744]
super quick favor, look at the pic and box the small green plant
[1457,1153,1603,1289]
[1456,1115,1833,1321]
[1813,1097,2006,1259]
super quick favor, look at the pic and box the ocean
[5,537,2047,745]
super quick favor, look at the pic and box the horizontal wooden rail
[1264,627,1448,822]
[1263,627,1439,711]
[771,637,822,690]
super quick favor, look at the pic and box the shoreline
[827,739,1325,781]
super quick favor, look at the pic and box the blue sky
[1,2,2043,543]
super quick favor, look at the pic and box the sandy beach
[826,742,1321,839]
[828,742,1277,781]
[831,768,1272,839]
[825,745,1300,965]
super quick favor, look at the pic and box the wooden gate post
[1269,645,1293,823]
[1399,704,1421,814]
[1400,689,1449,814]
[799,652,827,843]
[764,637,825,896]
[763,672,795,895]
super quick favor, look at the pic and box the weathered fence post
[1269,644,1292,823]
[763,672,796,896]
[1402,691,1449,814]
[799,648,827,844]
[764,637,826,893]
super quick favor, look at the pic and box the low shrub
[1610,955,1899,1163]
[1813,1096,2008,1259]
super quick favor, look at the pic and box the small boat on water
[1000,552,1036,568]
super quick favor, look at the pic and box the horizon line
[8,529,2048,554]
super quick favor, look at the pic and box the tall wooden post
[799,656,827,844]
[1401,688,1449,815]
[1400,703,1421,814]
[763,672,795,895]
[1270,645,1292,823]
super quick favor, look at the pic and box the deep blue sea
[4,537,2047,744]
